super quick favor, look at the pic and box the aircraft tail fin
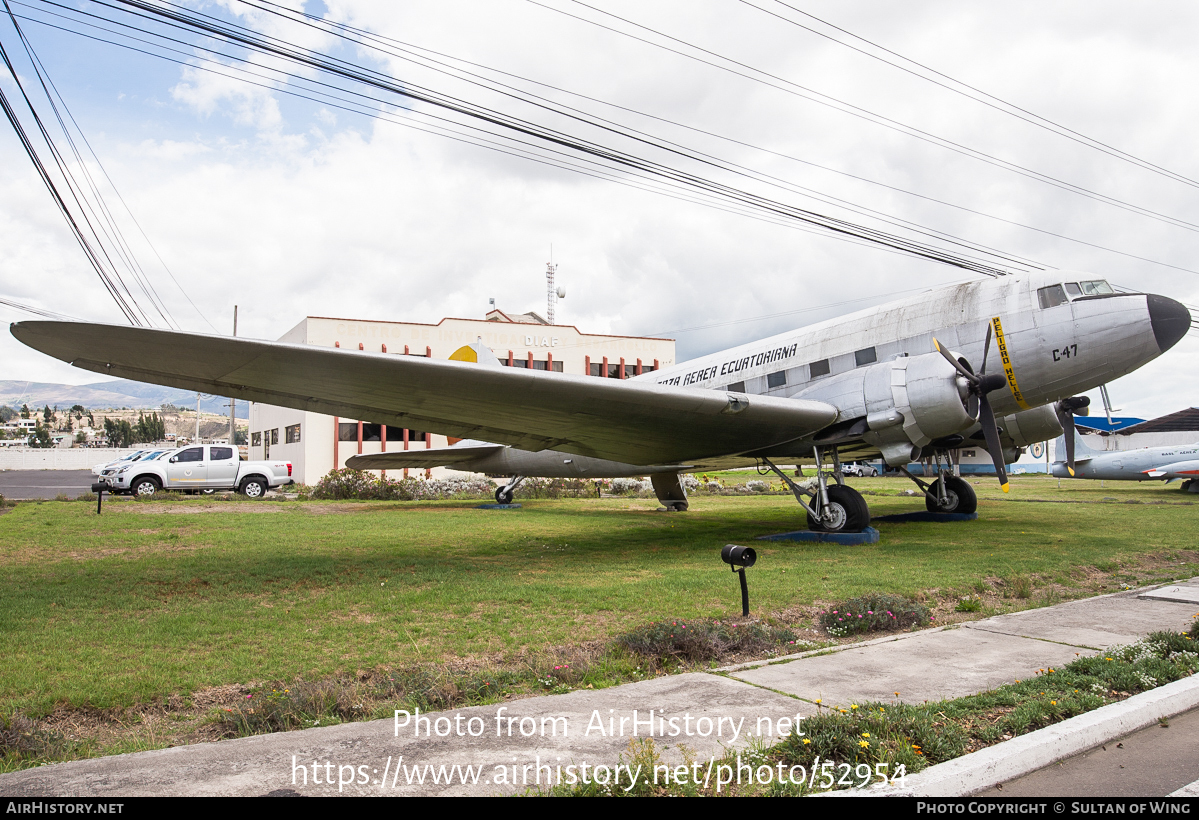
[1053,427,1098,463]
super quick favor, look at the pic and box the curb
[828,671,1199,797]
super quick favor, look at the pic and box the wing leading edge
[11,321,838,465]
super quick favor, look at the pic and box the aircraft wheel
[1182,479,1199,494]
[495,487,514,505]
[808,484,869,533]
[925,477,977,514]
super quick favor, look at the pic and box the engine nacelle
[794,351,978,466]
[999,405,1063,448]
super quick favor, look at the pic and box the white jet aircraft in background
[1051,431,1199,492]
[11,270,1191,532]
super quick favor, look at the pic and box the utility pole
[229,305,238,446]
[195,392,201,443]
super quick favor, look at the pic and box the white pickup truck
[97,444,294,497]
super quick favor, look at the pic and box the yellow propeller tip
[1001,483,1010,493]
[1068,468,1075,477]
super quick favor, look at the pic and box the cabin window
[767,370,787,388]
[1038,285,1068,309]
[211,446,234,461]
[855,347,877,366]
[285,424,301,444]
[726,381,745,393]
[1064,283,1082,298]
[809,359,830,378]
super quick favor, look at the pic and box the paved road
[978,707,1199,798]
[0,469,96,499]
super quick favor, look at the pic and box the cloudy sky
[1,0,1197,420]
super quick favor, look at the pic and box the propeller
[933,323,1011,492]
[1054,396,1091,477]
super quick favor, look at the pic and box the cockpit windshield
[1038,279,1115,308]
[1078,279,1114,296]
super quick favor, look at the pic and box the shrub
[955,597,983,613]
[309,469,495,501]
[819,593,930,637]
[617,618,798,663]
[513,477,597,499]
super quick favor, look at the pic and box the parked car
[91,448,166,476]
[842,462,879,477]
[97,444,293,497]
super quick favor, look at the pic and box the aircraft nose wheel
[495,487,514,505]
[807,485,870,533]
[924,476,977,514]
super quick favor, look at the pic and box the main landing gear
[763,447,870,533]
[900,449,978,514]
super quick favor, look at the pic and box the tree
[42,405,53,424]
[0,406,14,423]
[20,404,30,419]
[27,422,54,449]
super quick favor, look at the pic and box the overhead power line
[17,0,1036,276]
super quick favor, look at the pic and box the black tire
[495,487,514,505]
[240,477,267,499]
[807,484,870,532]
[131,476,160,497]
[925,476,977,514]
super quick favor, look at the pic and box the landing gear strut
[900,450,977,514]
[763,447,870,533]
[495,475,525,505]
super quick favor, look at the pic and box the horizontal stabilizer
[346,444,504,470]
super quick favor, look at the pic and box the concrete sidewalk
[2,582,1196,797]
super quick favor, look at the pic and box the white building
[248,311,675,485]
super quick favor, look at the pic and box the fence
[0,448,142,470]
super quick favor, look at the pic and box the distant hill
[0,379,249,418]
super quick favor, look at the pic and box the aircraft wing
[11,321,839,465]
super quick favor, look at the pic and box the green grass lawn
[0,475,1195,720]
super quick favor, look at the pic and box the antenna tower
[546,260,557,324]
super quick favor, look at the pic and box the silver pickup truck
[98,444,294,497]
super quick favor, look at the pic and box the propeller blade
[979,322,993,376]
[1056,401,1077,477]
[978,395,1009,492]
[933,337,977,383]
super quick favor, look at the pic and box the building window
[338,423,358,442]
[767,370,787,389]
[285,424,301,444]
[532,360,547,370]
[251,432,261,446]
[809,359,830,378]
[361,423,382,442]
[552,361,563,372]
[726,381,745,393]
[408,430,427,442]
[270,428,279,445]
[511,359,528,368]
[855,347,877,367]
[589,363,601,376]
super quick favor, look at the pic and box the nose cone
[1147,294,1190,353]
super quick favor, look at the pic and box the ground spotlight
[720,544,756,616]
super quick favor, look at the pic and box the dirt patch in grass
[121,503,290,515]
